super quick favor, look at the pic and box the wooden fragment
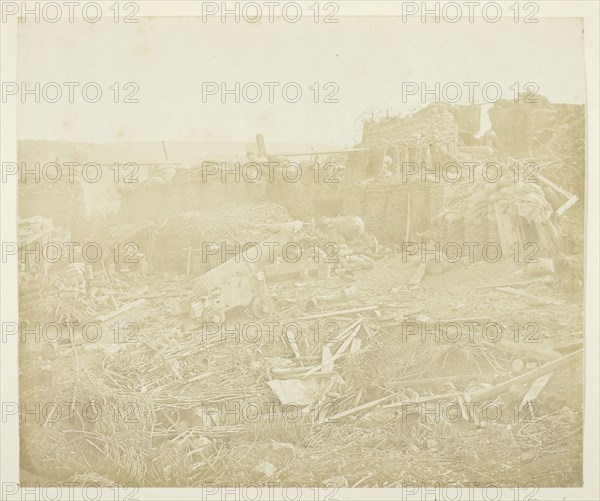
[321,345,334,373]
[298,305,377,321]
[520,373,553,409]
[493,202,515,254]
[313,377,338,423]
[554,340,583,353]
[382,390,463,409]
[474,279,550,289]
[390,374,493,387]
[405,192,411,242]
[555,194,579,216]
[471,349,582,401]
[495,286,564,305]
[323,393,398,422]
[457,396,470,422]
[96,299,146,322]
[334,323,363,357]
[350,338,362,354]
[484,338,562,362]
[301,325,362,379]
[462,391,478,426]
[409,260,428,285]
[284,326,302,358]
[329,318,363,344]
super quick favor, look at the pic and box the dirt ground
[20,253,584,487]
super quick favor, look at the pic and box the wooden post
[256,134,267,158]
[405,192,411,242]
[185,247,193,278]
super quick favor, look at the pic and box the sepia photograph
[1,2,599,500]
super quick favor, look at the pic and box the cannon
[188,228,294,323]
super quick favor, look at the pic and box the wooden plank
[493,202,515,254]
[555,194,579,216]
[495,286,564,305]
[554,340,583,353]
[256,133,267,157]
[475,279,550,289]
[471,349,582,401]
[298,305,377,321]
[284,326,302,358]
[382,390,464,409]
[484,338,562,362]
[405,192,411,242]
[322,393,399,422]
[329,318,363,344]
[334,323,363,357]
[389,374,494,387]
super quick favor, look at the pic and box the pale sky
[16,16,586,145]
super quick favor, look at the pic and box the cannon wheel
[202,306,225,324]
[250,296,275,319]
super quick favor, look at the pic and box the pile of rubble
[20,262,583,485]
[361,103,460,161]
